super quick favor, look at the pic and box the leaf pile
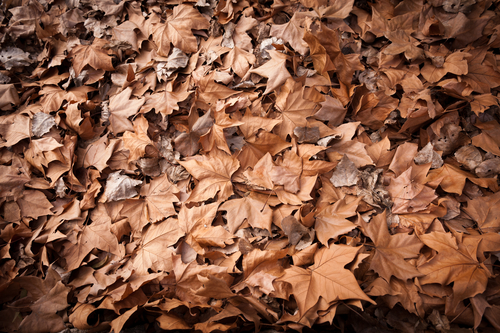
[1,0,500,332]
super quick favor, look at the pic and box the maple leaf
[69,38,114,76]
[199,108,244,154]
[76,135,119,172]
[165,4,210,54]
[108,87,145,135]
[63,211,123,271]
[178,148,239,202]
[222,47,256,78]
[315,197,360,246]
[279,244,375,316]
[273,79,319,140]
[426,163,496,195]
[358,211,423,281]
[270,13,309,56]
[418,231,492,312]
[249,50,291,95]
[386,165,438,214]
[129,218,182,274]
[123,115,154,161]
[177,202,220,235]
[0,114,31,148]
[219,195,273,233]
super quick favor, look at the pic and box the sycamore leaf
[64,212,122,271]
[32,112,56,137]
[426,163,496,195]
[278,244,375,316]
[123,115,154,161]
[249,50,291,95]
[463,191,500,233]
[178,149,239,202]
[358,211,423,281]
[17,281,71,333]
[271,150,302,194]
[76,135,118,172]
[243,152,274,190]
[219,196,273,233]
[178,202,220,235]
[462,62,500,93]
[421,51,469,83]
[237,111,281,139]
[157,313,191,330]
[222,47,256,78]
[270,13,308,56]
[165,4,210,54]
[102,171,142,202]
[0,114,31,148]
[0,84,20,109]
[69,38,114,76]
[17,190,53,219]
[130,218,182,274]
[418,231,491,312]
[108,87,145,135]
[315,197,360,246]
[387,166,437,214]
[140,174,179,221]
[273,79,319,140]
[199,108,244,154]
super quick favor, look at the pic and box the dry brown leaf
[278,244,375,316]
[179,149,239,202]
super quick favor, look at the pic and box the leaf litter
[1,0,500,332]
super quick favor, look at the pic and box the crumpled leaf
[0,47,34,70]
[102,171,142,202]
[330,155,360,187]
[32,112,56,137]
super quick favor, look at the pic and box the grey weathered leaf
[103,171,142,202]
[0,47,33,70]
[330,155,360,187]
[414,142,443,169]
[32,112,57,137]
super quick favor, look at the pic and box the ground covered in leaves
[1,0,500,332]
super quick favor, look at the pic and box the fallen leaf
[102,171,142,202]
[358,211,423,281]
[179,148,239,202]
[278,244,375,316]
